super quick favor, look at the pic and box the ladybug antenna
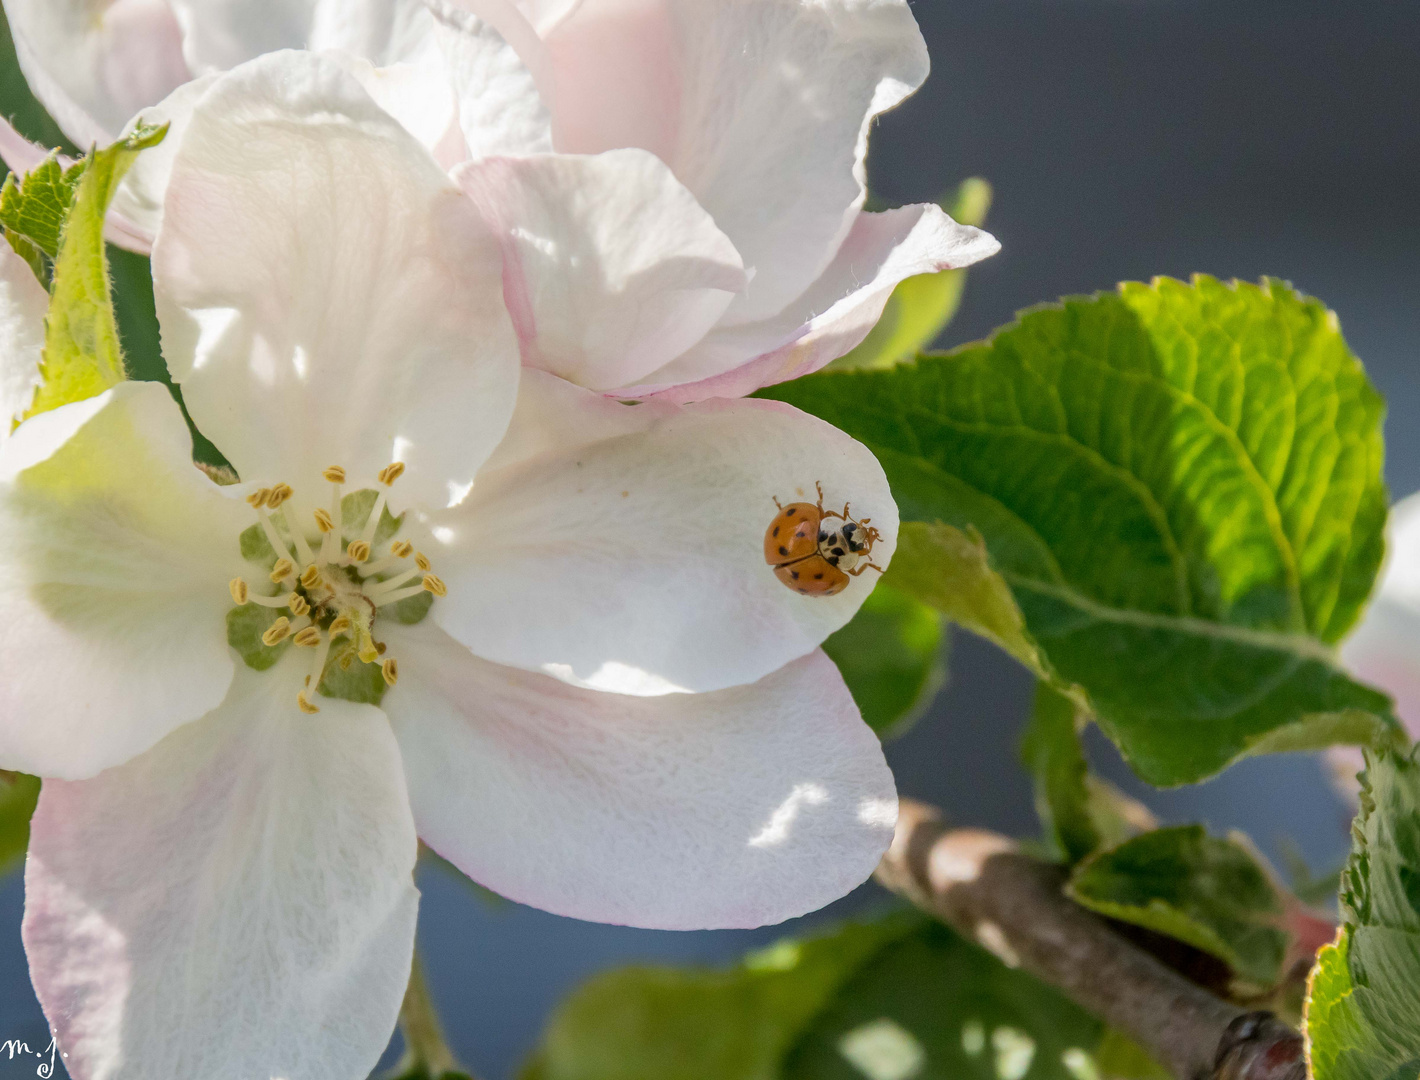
[772,495,783,509]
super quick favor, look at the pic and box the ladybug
[764,482,883,597]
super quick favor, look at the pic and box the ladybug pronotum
[763,482,884,597]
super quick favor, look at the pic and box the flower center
[225,463,444,714]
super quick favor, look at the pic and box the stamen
[254,503,294,565]
[269,558,296,584]
[246,592,294,610]
[293,626,322,648]
[358,554,403,578]
[313,508,334,533]
[323,466,346,484]
[267,484,294,508]
[246,489,271,509]
[415,552,431,572]
[360,490,388,547]
[329,615,351,636]
[391,540,413,559]
[307,625,334,695]
[262,617,292,647]
[423,574,447,597]
[288,594,311,617]
[378,462,406,486]
[300,565,323,590]
[229,578,249,604]
[366,565,423,594]
[347,540,371,564]
[382,658,399,686]
[280,499,317,567]
[357,627,381,665]
[297,690,320,715]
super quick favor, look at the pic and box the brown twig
[875,800,1305,1080]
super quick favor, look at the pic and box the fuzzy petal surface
[154,51,520,508]
[387,623,896,929]
[24,659,419,1080]
[457,149,745,389]
[429,371,897,694]
[0,382,249,779]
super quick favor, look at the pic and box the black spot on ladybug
[844,523,858,536]
[832,547,845,557]
[827,556,840,567]
[778,545,789,557]
[814,572,824,580]
[772,526,780,537]
[786,508,796,516]
[790,570,800,580]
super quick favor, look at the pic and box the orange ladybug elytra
[764,482,883,597]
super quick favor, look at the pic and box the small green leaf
[821,581,947,739]
[1304,748,1420,1079]
[1067,825,1288,989]
[763,276,1396,785]
[0,772,40,877]
[0,154,84,263]
[1093,1029,1171,1079]
[830,178,992,372]
[524,914,1107,1080]
[26,123,167,419]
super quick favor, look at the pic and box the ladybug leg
[814,480,828,518]
[848,562,885,577]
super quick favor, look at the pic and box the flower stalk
[392,953,471,1080]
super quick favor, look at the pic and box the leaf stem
[395,952,469,1079]
[876,799,1304,1080]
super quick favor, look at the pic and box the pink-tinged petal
[456,149,745,390]
[154,51,520,508]
[0,244,47,433]
[167,0,315,73]
[426,0,553,160]
[0,382,250,780]
[537,0,929,325]
[428,371,897,694]
[386,622,896,930]
[322,52,459,154]
[24,659,419,1080]
[4,0,191,146]
[309,0,439,64]
[626,204,1001,403]
[0,116,53,177]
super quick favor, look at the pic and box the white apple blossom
[1332,491,1420,794]
[0,0,1000,401]
[1,53,899,1079]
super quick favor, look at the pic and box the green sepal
[342,489,404,546]
[227,604,291,672]
[0,771,40,878]
[316,648,389,707]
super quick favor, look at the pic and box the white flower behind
[0,0,1000,400]
[0,52,900,1080]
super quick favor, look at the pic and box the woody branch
[875,799,1307,1080]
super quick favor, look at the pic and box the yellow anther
[313,508,334,533]
[391,540,414,558]
[329,615,352,635]
[297,691,320,715]
[378,462,406,486]
[423,574,447,597]
[414,552,431,572]
[347,540,371,564]
[358,637,380,665]
[269,558,295,583]
[323,466,346,484]
[267,483,294,508]
[293,626,322,648]
[229,578,249,605]
[247,488,271,508]
[381,658,399,686]
[299,564,321,590]
[288,593,310,617]
[262,617,292,647]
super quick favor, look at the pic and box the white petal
[167,0,315,73]
[109,73,222,249]
[321,51,458,154]
[309,0,438,64]
[456,149,745,389]
[0,116,53,177]
[154,51,521,508]
[0,382,249,779]
[0,244,47,433]
[4,0,192,146]
[24,659,419,1080]
[537,0,929,324]
[426,0,554,159]
[429,371,897,693]
[386,623,895,929]
[631,204,1001,402]
[1341,491,1420,741]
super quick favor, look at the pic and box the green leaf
[27,123,167,419]
[524,914,1108,1080]
[0,772,40,877]
[830,178,992,373]
[821,581,947,739]
[762,276,1396,785]
[1304,748,1420,1079]
[1067,825,1288,990]
[0,153,84,263]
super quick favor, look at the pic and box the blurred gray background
[1,0,1416,1076]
